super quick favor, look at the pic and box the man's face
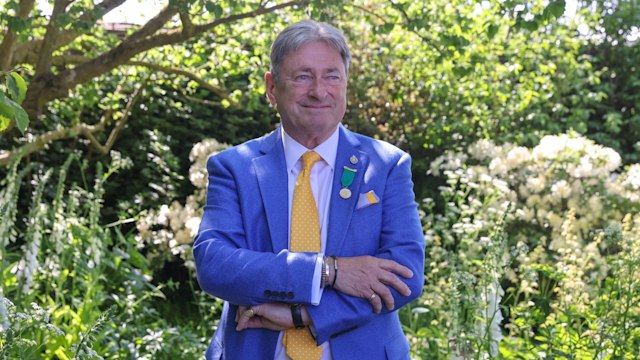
[266,41,347,147]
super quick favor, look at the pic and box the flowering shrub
[136,139,229,268]
[410,133,640,358]
[0,153,221,359]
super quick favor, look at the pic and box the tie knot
[301,151,322,172]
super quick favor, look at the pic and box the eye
[295,74,312,81]
[325,75,341,82]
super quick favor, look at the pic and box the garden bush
[410,132,640,358]
[0,153,222,359]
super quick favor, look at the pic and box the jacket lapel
[326,127,368,255]
[253,128,289,253]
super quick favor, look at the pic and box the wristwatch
[290,303,305,329]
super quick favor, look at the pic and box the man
[193,20,425,360]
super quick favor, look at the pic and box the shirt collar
[281,124,340,173]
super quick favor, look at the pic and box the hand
[333,256,413,313]
[235,303,302,331]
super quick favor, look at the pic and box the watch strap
[290,303,305,329]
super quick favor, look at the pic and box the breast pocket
[345,203,382,255]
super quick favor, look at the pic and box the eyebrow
[296,67,342,74]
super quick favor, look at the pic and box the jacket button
[279,291,286,299]
[287,292,294,299]
[264,290,272,297]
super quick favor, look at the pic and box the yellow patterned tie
[283,151,323,360]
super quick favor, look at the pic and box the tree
[0,0,307,165]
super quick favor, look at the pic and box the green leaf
[487,24,499,40]
[0,114,10,132]
[205,2,223,18]
[6,74,20,102]
[4,97,29,133]
[376,23,395,35]
[55,13,73,28]
[0,93,15,118]
[543,0,566,21]
[9,72,27,104]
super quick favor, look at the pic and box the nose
[308,78,328,100]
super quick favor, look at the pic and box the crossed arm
[235,256,414,331]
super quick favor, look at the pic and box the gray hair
[269,20,351,81]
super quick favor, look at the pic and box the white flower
[622,164,640,190]
[491,178,511,194]
[526,175,546,193]
[569,155,595,178]
[588,195,602,214]
[185,217,201,237]
[505,146,530,169]
[157,205,170,225]
[532,135,566,160]
[547,212,563,229]
[469,139,502,160]
[599,147,621,173]
[551,180,571,199]
[489,158,509,176]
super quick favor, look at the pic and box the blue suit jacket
[193,125,425,360]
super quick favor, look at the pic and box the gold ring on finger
[368,293,377,302]
[243,308,255,317]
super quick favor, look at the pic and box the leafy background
[1,0,639,358]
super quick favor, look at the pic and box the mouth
[301,104,332,109]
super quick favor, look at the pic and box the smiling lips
[301,103,332,109]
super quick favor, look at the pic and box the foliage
[331,0,603,198]
[1,0,639,358]
[0,153,223,359]
[0,68,28,134]
[136,138,229,269]
[408,133,640,357]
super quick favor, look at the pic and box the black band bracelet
[290,303,305,329]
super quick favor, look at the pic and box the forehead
[281,41,345,73]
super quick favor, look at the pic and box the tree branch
[0,75,147,165]
[124,5,178,44]
[21,0,304,118]
[385,0,443,56]
[10,0,128,67]
[0,0,36,70]
[34,0,73,78]
[179,8,195,37]
[86,76,149,154]
[127,61,240,108]
[181,94,224,107]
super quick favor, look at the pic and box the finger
[367,293,382,313]
[239,316,264,330]
[237,316,259,330]
[236,306,248,323]
[236,305,257,330]
[379,259,413,278]
[371,283,395,310]
[378,272,411,296]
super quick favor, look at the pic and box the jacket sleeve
[193,152,319,306]
[306,152,425,344]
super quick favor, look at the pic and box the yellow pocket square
[356,190,380,210]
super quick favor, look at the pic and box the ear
[265,72,277,107]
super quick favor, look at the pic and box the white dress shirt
[273,125,339,360]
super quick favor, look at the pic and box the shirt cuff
[310,253,324,305]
